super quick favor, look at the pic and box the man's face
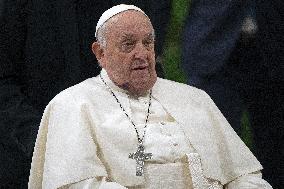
[100,10,157,95]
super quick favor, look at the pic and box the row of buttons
[159,121,179,146]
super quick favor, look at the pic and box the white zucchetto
[95,4,147,38]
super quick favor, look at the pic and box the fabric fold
[152,78,263,185]
[29,92,107,189]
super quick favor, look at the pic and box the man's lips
[132,65,148,70]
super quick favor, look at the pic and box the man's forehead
[105,11,153,37]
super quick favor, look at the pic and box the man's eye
[144,40,154,48]
[122,40,135,46]
[121,42,135,52]
[124,43,134,47]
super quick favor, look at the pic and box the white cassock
[28,69,272,189]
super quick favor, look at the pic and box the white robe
[28,70,272,189]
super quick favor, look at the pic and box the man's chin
[127,72,157,95]
[129,81,156,96]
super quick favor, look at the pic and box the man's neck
[101,69,150,97]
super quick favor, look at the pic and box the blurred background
[1,0,283,188]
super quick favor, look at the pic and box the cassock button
[166,133,172,137]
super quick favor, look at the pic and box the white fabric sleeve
[67,177,127,189]
[225,171,273,189]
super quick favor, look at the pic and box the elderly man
[29,4,272,189]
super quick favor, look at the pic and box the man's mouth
[132,65,148,70]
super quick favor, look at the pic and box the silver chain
[100,74,152,144]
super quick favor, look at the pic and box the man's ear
[92,42,106,67]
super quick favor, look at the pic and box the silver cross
[129,143,152,176]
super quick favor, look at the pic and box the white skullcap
[95,4,147,38]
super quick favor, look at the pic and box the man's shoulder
[157,77,196,89]
[49,77,101,105]
[154,78,215,110]
[156,77,210,99]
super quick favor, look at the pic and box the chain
[100,74,152,144]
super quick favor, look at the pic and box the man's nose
[133,42,148,60]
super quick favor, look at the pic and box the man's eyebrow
[120,33,135,40]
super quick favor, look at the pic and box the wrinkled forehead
[104,11,155,43]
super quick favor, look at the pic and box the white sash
[186,153,223,189]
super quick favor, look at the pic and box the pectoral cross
[129,143,152,176]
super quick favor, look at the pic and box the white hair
[96,21,108,48]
